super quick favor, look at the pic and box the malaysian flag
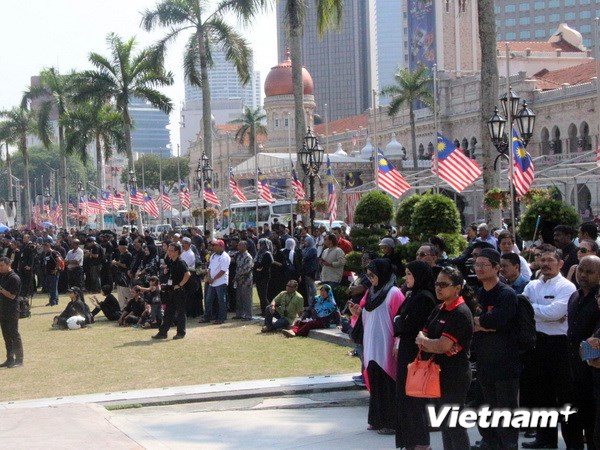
[434,133,482,192]
[112,191,126,209]
[345,192,362,226]
[129,188,144,207]
[157,184,172,210]
[326,157,337,224]
[179,182,191,209]
[143,191,160,218]
[377,149,410,198]
[68,200,76,212]
[87,194,105,213]
[79,196,88,214]
[512,129,535,196]
[32,205,41,224]
[100,191,112,210]
[51,204,63,227]
[291,162,306,199]
[229,169,247,202]
[257,168,274,203]
[203,182,221,206]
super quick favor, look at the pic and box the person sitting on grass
[282,284,340,337]
[261,279,304,333]
[52,287,91,330]
[136,276,162,328]
[90,284,121,321]
[118,286,147,327]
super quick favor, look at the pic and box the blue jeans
[46,274,59,305]
[263,306,290,330]
[204,284,228,322]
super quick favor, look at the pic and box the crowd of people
[2,217,600,450]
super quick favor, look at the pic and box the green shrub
[333,285,350,309]
[355,191,394,226]
[345,251,363,274]
[395,240,424,264]
[519,198,580,243]
[411,194,460,239]
[349,227,388,251]
[395,194,422,237]
[438,232,468,257]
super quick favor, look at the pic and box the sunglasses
[417,252,430,257]
[434,281,453,288]
[366,272,377,279]
[578,247,591,253]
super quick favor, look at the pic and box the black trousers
[478,376,520,449]
[0,312,23,363]
[569,348,597,450]
[159,291,186,336]
[67,267,83,289]
[19,269,33,297]
[255,277,269,313]
[525,333,574,447]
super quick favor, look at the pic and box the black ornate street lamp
[298,128,324,231]
[76,180,84,229]
[196,153,213,229]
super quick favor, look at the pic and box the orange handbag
[405,351,441,398]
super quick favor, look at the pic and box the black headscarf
[406,260,435,296]
[364,258,396,311]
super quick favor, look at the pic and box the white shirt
[522,273,576,335]
[65,247,84,268]
[208,252,231,287]
[181,248,195,270]
[518,255,532,280]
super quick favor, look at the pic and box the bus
[222,200,298,230]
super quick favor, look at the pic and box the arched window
[551,126,562,154]
[418,143,425,158]
[568,123,577,153]
[427,142,434,160]
[580,121,591,151]
[540,127,550,155]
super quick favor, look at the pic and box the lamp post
[43,187,51,217]
[298,128,324,231]
[196,152,213,230]
[76,180,84,229]
[127,170,137,227]
[487,88,536,227]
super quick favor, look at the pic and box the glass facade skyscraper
[130,97,170,158]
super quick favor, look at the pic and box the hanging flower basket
[125,210,138,223]
[191,208,203,219]
[483,188,509,209]
[295,200,311,214]
[77,214,89,225]
[520,188,552,206]
[313,199,328,213]
[203,207,219,220]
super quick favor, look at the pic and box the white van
[146,224,173,236]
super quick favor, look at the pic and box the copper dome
[264,50,314,97]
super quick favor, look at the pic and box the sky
[0,0,278,146]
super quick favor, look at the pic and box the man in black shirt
[472,248,520,450]
[0,256,23,368]
[554,225,579,277]
[18,235,35,297]
[111,239,132,310]
[567,255,600,449]
[153,243,190,340]
[84,237,102,293]
[42,241,60,306]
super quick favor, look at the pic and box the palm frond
[206,16,252,85]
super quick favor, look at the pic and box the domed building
[263,50,316,149]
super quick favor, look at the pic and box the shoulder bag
[405,350,441,398]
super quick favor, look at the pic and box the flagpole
[506,43,517,235]
[159,153,164,226]
[372,89,379,190]
[288,112,293,224]
[226,133,231,230]
[255,138,259,229]
[433,63,440,194]
[177,144,182,226]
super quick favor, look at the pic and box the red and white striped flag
[434,133,482,192]
[377,149,411,198]
[345,192,362,226]
[143,191,160,218]
[112,192,126,209]
[203,182,221,206]
[326,157,337,224]
[129,188,144,207]
[512,129,535,196]
[51,204,63,227]
[229,169,247,202]
[158,185,172,210]
[257,168,274,203]
[100,191,112,210]
[179,183,191,209]
[87,194,105,213]
[291,163,306,199]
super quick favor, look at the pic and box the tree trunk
[21,138,31,226]
[59,124,68,230]
[290,24,306,154]
[96,133,104,230]
[123,106,143,230]
[409,106,418,169]
[198,29,213,161]
[6,144,13,225]
[478,0,500,225]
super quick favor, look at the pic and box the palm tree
[63,101,125,207]
[75,33,173,172]
[141,0,265,160]
[281,0,343,151]
[478,0,500,223]
[0,104,51,224]
[381,65,434,169]
[230,106,267,155]
[24,67,76,228]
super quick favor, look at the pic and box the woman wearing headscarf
[394,260,437,450]
[300,235,318,306]
[348,258,405,435]
[254,238,274,313]
[282,237,301,283]
[282,284,340,337]
[267,238,286,303]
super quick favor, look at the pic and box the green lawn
[1,292,357,402]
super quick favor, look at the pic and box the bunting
[257,168,274,203]
[291,162,306,199]
[229,169,247,202]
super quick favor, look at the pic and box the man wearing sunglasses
[553,225,579,277]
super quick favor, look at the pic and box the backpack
[516,294,537,353]
[18,296,31,319]
[53,251,65,272]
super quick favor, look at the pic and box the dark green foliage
[395,240,423,263]
[438,232,468,258]
[411,194,461,239]
[349,227,388,251]
[519,198,580,243]
[344,251,364,274]
[395,194,422,237]
[354,191,394,226]
[333,285,350,310]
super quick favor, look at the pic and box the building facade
[129,97,170,158]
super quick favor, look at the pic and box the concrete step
[308,327,354,347]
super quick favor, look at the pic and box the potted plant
[125,210,138,224]
[204,207,218,220]
[313,199,328,213]
[483,188,509,209]
[295,200,310,214]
